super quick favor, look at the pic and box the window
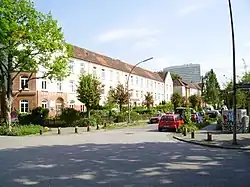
[141,78,143,87]
[136,90,139,97]
[69,80,75,92]
[155,93,157,100]
[80,105,85,112]
[69,61,74,73]
[155,82,156,89]
[69,100,75,108]
[20,100,29,113]
[20,75,29,89]
[131,76,133,85]
[151,81,153,88]
[166,84,168,91]
[136,77,139,85]
[80,63,85,74]
[116,71,120,81]
[41,99,48,108]
[92,67,97,78]
[141,91,143,98]
[57,80,62,92]
[41,79,47,90]
[109,70,113,81]
[101,69,105,80]
[158,93,160,100]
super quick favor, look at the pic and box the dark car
[149,113,163,124]
[175,107,198,122]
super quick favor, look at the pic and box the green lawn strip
[101,120,147,130]
[0,125,49,136]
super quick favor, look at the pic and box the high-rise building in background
[163,64,201,83]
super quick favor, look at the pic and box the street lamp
[227,0,237,145]
[127,57,154,123]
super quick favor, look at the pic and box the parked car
[206,110,220,118]
[158,114,184,132]
[175,107,198,122]
[149,113,163,124]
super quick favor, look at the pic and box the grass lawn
[101,120,147,130]
[0,125,49,136]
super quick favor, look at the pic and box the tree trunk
[87,107,90,119]
[119,103,122,112]
[4,72,13,129]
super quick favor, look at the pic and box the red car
[158,114,184,132]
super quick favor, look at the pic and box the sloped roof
[72,45,163,82]
[173,78,201,90]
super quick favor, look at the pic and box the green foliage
[179,123,198,133]
[171,73,181,80]
[76,74,102,118]
[109,84,129,112]
[184,107,192,124]
[189,95,201,109]
[0,125,48,136]
[156,102,174,112]
[60,108,80,125]
[202,69,220,106]
[144,92,154,109]
[171,92,182,109]
[0,0,72,125]
[18,107,49,125]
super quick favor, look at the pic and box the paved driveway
[0,124,250,187]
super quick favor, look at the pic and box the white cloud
[178,5,202,16]
[97,28,160,43]
[133,38,158,50]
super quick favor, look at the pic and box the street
[0,124,250,187]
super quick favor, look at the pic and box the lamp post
[227,0,237,145]
[127,57,153,123]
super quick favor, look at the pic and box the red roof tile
[72,45,163,82]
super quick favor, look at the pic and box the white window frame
[20,100,29,113]
[101,69,105,80]
[69,100,75,108]
[80,105,85,112]
[131,76,133,85]
[141,78,143,87]
[69,61,74,73]
[92,67,97,78]
[69,80,75,92]
[80,63,85,74]
[109,70,113,81]
[41,79,47,90]
[41,99,48,108]
[57,80,62,92]
[20,76,29,89]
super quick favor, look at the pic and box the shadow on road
[0,142,250,187]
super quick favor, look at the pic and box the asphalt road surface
[0,124,250,187]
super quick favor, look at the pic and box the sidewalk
[173,124,250,150]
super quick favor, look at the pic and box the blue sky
[34,0,250,84]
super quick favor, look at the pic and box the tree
[202,69,220,107]
[109,83,128,112]
[171,92,182,109]
[76,74,102,118]
[171,73,181,80]
[144,92,154,109]
[0,0,72,126]
[189,94,201,109]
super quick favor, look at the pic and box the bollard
[207,132,212,141]
[87,125,90,132]
[96,124,99,130]
[39,129,43,135]
[104,123,107,128]
[75,126,78,133]
[58,127,61,134]
[191,130,195,139]
[183,128,187,136]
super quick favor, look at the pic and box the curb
[173,136,250,151]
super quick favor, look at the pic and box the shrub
[179,123,198,133]
[60,108,81,125]
[184,107,192,124]
[0,124,48,136]
[155,102,174,113]
[18,107,49,125]
[73,118,89,127]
